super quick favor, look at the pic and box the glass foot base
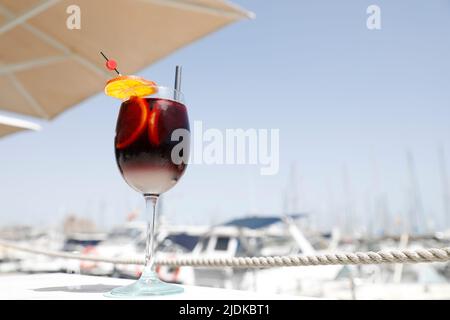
[105,271,184,298]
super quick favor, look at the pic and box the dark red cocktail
[106,71,188,296]
[115,96,190,195]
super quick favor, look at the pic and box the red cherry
[106,59,117,70]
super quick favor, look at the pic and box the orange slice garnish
[105,75,158,100]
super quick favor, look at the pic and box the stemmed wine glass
[106,69,190,297]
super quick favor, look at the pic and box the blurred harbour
[2,143,450,299]
[2,164,450,299]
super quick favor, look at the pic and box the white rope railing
[1,240,449,268]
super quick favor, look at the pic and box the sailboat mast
[438,145,450,230]
[284,163,300,214]
[342,165,354,236]
[406,150,424,235]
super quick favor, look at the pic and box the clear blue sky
[1,0,450,233]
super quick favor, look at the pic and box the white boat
[86,213,341,292]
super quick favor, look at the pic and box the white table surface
[0,273,308,300]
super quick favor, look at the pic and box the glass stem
[142,194,159,277]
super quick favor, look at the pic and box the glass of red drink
[108,85,190,297]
